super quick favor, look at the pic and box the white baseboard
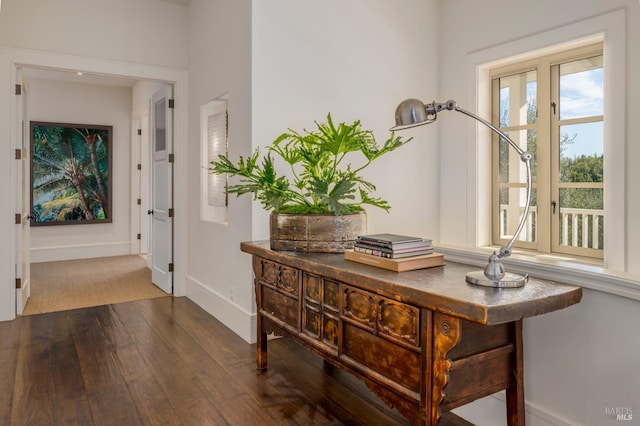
[453,392,576,426]
[30,242,132,263]
[185,275,256,344]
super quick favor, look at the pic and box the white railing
[500,205,604,249]
[559,207,604,249]
[499,205,538,244]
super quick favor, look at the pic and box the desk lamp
[391,99,532,288]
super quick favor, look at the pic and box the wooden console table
[241,241,582,425]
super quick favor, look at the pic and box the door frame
[14,68,30,314]
[130,114,151,257]
[1,47,189,321]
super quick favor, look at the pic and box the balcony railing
[500,205,604,249]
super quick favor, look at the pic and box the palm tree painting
[30,122,112,225]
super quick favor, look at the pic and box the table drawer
[343,286,376,330]
[343,323,421,393]
[262,286,298,328]
[259,259,299,296]
[343,286,420,347]
[378,299,419,347]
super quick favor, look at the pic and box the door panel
[150,86,173,293]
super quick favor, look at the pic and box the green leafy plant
[209,113,412,214]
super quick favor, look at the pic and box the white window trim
[460,9,635,300]
[200,94,229,224]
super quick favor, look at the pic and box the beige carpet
[22,255,169,315]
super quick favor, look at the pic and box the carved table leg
[506,319,524,425]
[431,312,461,425]
[256,312,268,370]
[252,266,268,370]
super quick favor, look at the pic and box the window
[200,94,229,223]
[491,44,603,259]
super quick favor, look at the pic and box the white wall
[27,78,133,262]
[438,1,640,425]
[251,0,440,240]
[185,0,255,341]
[0,0,189,69]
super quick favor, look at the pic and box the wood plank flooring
[1,296,411,425]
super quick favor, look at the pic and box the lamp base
[466,270,528,288]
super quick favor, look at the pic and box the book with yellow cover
[344,250,445,272]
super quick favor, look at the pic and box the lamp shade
[391,98,433,130]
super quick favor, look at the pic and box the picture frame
[30,121,113,226]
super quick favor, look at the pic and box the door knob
[147,209,154,215]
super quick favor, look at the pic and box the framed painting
[30,121,113,226]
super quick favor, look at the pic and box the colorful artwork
[30,122,112,225]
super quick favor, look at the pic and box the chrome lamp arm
[391,99,532,288]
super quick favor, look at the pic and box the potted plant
[209,113,412,252]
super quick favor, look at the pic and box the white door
[15,71,30,313]
[149,86,173,293]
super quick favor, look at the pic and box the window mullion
[491,78,502,247]
[549,63,561,254]
[536,58,552,253]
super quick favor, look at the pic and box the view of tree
[499,98,603,209]
[31,124,110,224]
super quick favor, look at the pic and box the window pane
[499,71,537,127]
[559,56,603,120]
[499,187,537,243]
[559,122,603,183]
[154,99,166,152]
[498,130,537,183]
[558,188,604,249]
[207,110,228,207]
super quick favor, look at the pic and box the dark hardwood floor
[0,296,410,425]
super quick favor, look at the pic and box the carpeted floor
[22,255,169,315]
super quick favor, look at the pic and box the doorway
[17,69,173,313]
[4,51,188,321]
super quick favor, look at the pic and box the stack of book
[345,233,445,272]
[354,233,433,258]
